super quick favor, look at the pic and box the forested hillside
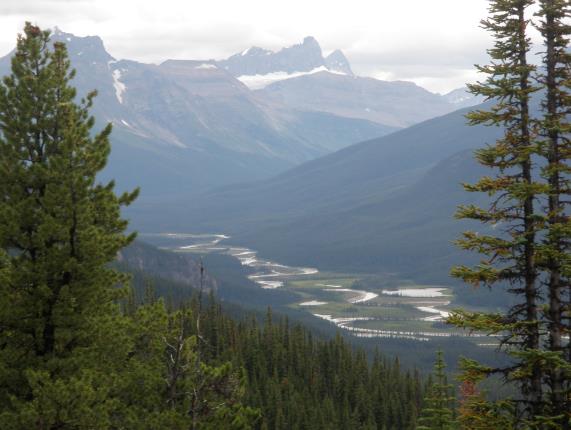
[128,285,426,429]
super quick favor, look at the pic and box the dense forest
[129,286,425,429]
[124,261,428,429]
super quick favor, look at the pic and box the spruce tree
[417,350,456,430]
[448,0,548,423]
[0,23,138,428]
[535,0,571,425]
[117,300,259,430]
[452,0,571,426]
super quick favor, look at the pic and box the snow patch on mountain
[112,69,126,104]
[443,87,484,108]
[238,66,345,90]
[195,63,217,70]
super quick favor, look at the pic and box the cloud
[0,0,542,93]
[0,0,84,15]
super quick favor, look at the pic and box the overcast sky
[0,0,543,93]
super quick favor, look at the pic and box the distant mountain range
[0,29,482,198]
[0,28,494,285]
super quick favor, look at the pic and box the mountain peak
[325,49,353,76]
[49,29,114,63]
[240,46,272,57]
[218,36,347,79]
[302,36,320,48]
[295,36,321,55]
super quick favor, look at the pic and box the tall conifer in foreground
[448,0,548,424]
[535,0,571,425]
[0,23,138,428]
[452,0,571,427]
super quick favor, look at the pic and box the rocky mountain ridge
[0,28,481,205]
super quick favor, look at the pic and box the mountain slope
[0,29,398,197]
[236,149,489,282]
[443,87,485,109]
[257,72,455,128]
[163,103,497,227]
[147,103,501,283]
[0,29,492,238]
[221,36,464,129]
[324,49,353,75]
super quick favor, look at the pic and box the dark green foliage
[191,299,424,429]
[0,23,137,428]
[449,1,548,423]
[456,368,515,430]
[450,0,571,427]
[115,299,260,430]
[417,351,456,430]
[119,262,426,429]
[0,24,258,430]
[534,0,571,425]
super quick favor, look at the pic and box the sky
[0,0,542,93]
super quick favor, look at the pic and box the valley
[141,232,498,348]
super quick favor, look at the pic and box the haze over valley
[0,27,499,341]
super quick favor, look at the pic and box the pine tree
[417,350,456,430]
[448,0,548,422]
[114,299,259,430]
[0,23,138,427]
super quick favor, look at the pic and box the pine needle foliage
[0,22,138,428]
[534,0,571,426]
[450,0,571,427]
[417,350,456,430]
[449,0,547,423]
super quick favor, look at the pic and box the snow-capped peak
[218,36,333,78]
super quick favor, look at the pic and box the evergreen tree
[448,0,549,423]
[535,0,571,425]
[455,368,514,430]
[0,23,138,428]
[417,350,456,430]
[451,0,571,426]
[116,300,259,430]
